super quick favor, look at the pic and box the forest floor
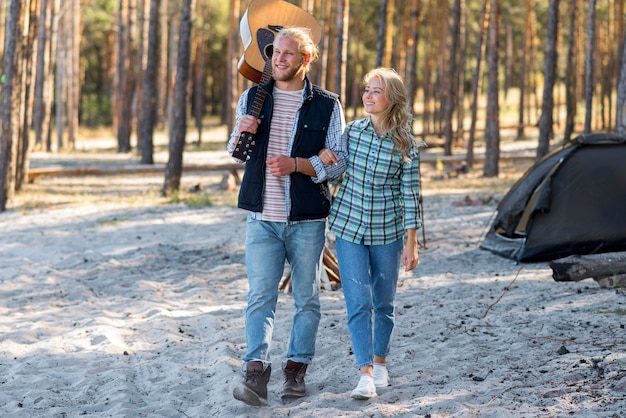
[2,126,625,417]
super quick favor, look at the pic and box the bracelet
[294,157,298,173]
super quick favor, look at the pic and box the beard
[272,62,304,82]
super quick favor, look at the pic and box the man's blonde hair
[274,27,319,72]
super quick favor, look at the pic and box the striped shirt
[328,117,421,245]
[262,88,302,222]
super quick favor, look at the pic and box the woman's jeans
[336,236,403,369]
[243,216,325,366]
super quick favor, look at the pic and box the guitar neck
[248,59,273,119]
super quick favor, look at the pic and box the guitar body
[238,0,322,83]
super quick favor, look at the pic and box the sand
[1,142,626,417]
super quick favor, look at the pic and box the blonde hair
[274,27,319,72]
[364,68,415,159]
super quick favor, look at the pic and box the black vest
[238,78,338,221]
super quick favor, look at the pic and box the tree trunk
[564,0,579,142]
[16,0,37,192]
[138,0,159,164]
[584,0,597,133]
[333,0,348,99]
[550,252,626,282]
[375,0,388,68]
[156,0,168,128]
[33,0,49,150]
[406,0,422,113]
[442,0,461,156]
[0,0,23,211]
[163,0,192,196]
[193,1,206,146]
[483,0,500,177]
[536,0,559,161]
[616,29,626,135]
[467,0,489,169]
[117,0,136,153]
[516,0,532,140]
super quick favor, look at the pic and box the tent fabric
[480,133,626,262]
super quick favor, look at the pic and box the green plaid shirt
[328,117,421,245]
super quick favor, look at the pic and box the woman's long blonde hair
[364,68,415,159]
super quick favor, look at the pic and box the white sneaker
[350,375,377,399]
[373,364,389,387]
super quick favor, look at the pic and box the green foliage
[80,94,112,127]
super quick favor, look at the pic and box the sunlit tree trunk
[483,0,500,177]
[333,0,348,98]
[16,0,37,191]
[0,0,23,211]
[564,0,579,142]
[584,0,597,133]
[163,0,192,195]
[516,0,532,139]
[467,0,489,169]
[406,0,421,113]
[615,29,626,135]
[442,0,460,156]
[138,0,159,164]
[537,0,559,160]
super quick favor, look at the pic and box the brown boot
[233,361,271,406]
[282,360,308,398]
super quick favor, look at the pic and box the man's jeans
[336,237,403,369]
[243,215,325,366]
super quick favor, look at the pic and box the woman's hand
[402,229,419,271]
[318,148,339,166]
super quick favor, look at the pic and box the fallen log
[27,163,243,182]
[595,273,626,288]
[549,252,626,282]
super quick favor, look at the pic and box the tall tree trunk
[615,29,626,135]
[193,1,206,146]
[226,0,240,136]
[584,0,597,133]
[536,0,559,160]
[0,0,23,211]
[516,0,532,139]
[138,0,159,164]
[333,0,348,98]
[117,0,136,153]
[33,0,49,149]
[443,0,461,156]
[163,0,192,195]
[55,8,65,151]
[157,0,168,128]
[483,0,500,178]
[375,0,388,68]
[564,0,579,142]
[406,0,421,113]
[16,0,37,191]
[467,0,489,169]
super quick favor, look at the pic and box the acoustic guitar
[232,0,321,161]
[238,0,321,83]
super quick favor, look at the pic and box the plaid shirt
[328,117,421,245]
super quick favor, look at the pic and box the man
[228,26,346,406]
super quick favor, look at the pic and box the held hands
[266,155,297,177]
[318,148,339,166]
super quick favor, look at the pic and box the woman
[320,67,421,399]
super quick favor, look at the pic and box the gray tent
[480,133,626,262]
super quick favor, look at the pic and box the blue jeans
[336,237,403,369]
[243,215,325,366]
